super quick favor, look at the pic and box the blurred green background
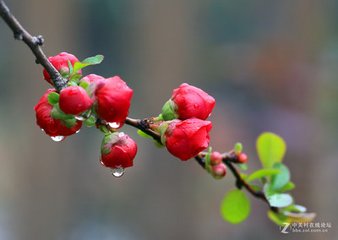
[0,0,337,239]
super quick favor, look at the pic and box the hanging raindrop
[108,122,120,129]
[75,130,80,134]
[111,166,124,178]
[75,115,85,121]
[51,136,65,142]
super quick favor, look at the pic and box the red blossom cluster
[35,52,224,176]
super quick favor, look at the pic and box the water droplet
[118,132,125,138]
[75,130,81,134]
[41,129,45,132]
[51,136,65,142]
[75,115,85,121]
[108,122,120,129]
[111,166,124,178]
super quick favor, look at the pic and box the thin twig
[0,0,66,91]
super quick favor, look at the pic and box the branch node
[14,31,23,40]
[33,35,44,46]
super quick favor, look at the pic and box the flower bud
[211,162,227,179]
[43,52,81,85]
[238,153,248,163]
[81,74,105,85]
[210,151,223,165]
[100,132,137,169]
[95,76,133,127]
[162,83,215,120]
[162,118,212,161]
[59,86,93,115]
[34,89,82,137]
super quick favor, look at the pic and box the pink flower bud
[34,89,82,137]
[211,163,227,179]
[163,118,212,160]
[43,52,81,85]
[101,132,137,169]
[162,83,215,120]
[95,76,133,127]
[210,151,223,165]
[59,86,93,115]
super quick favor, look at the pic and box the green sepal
[47,92,59,105]
[205,147,212,166]
[161,100,178,120]
[99,125,111,135]
[51,104,74,120]
[62,118,77,128]
[158,122,169,145]
[79,80,90,90]
[67,80,78,86]
[84,115,96,127]
[69,73,82,82]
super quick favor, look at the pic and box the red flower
[43,52,81,85]
[59,86,93,115]
[95,76,133,127]
[34,89,82,137]
[162,83,215,120]
[163,118,212,160]
[101,132,137,168]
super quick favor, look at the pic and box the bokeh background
[0,0,337,239]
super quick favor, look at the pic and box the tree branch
[0,0,66,92]
[0,0,277,214]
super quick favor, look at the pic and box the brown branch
[197,152,278,213]
[0,0,66,92]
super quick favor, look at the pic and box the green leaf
[234,142,243,154]
[73,55,104,73]
[238,163,248,171]
[283,204,306,213]
[220,189,251,224]
[267,210,288,226]
[266,193,293,208]
[256,132,286,168]
[279,181,295,192]
[247,168,281,182]
[47,92,59,105]
[270,163,290,190]
[82,55,104,65]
